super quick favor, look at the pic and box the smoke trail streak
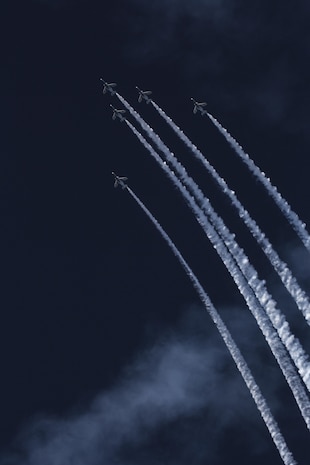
[124,118,310,430]
[151,100,310,327]
[117,94,310,394]
[206,112,310,252]
[126,186,297,465]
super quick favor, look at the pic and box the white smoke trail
[206,112,310,252]
[126,185,297,465]
[117,94,310,394]
[151,100,310,327]
[124,118,310,431]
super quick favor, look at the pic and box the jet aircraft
[191,98,207,115]
[110,104,126,122]
[100,78,117,95]
[112,172,128,189]
[136,86,152,104]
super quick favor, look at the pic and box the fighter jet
[112,172,128,189]
[100,78,117,96]
[191,98,207,115]
[110,104,126,122]
[136,86,152,104]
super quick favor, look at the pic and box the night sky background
[1,1,310,464]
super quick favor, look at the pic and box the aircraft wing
[145,91,152,95]
[114,176,128,188]
[112,113,116,120]
[138,94,143,103]
[193,106,197,114]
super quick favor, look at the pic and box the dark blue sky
[1,1,310,464]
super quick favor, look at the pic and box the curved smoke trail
[150,100,310,327]
[207,112,310,252]
[126,186,297,465]
[116,94,310,395]
[124,118,310,431]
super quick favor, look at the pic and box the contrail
[206,111,310,252]
[117,94,310,395]
[126,185,297,465]
[124,118,310,431]
[150,100,310,327]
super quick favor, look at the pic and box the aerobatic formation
[101,78,310,465]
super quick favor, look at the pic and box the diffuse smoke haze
[1,318,261,465]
